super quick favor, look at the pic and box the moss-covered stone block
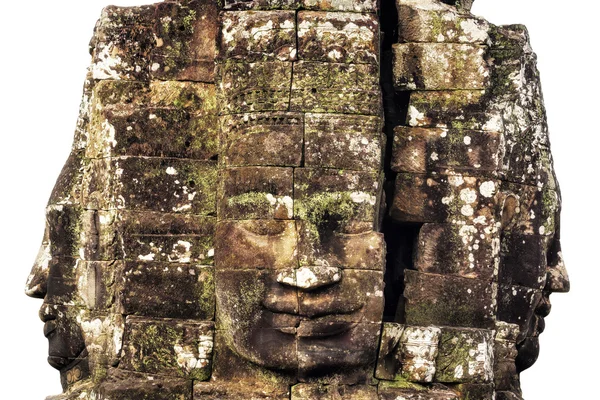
[219,11,296,61]
[391,126,501,175]
[447,383,494,400]
[220,112,303,167]
[377,384,458,400]
[222,0,377,12]
[194,381,289,399]
[297,12,379,64]
[290,61,381,115]
[96,368,194,399]
[406,90,498,131]
[217,61,292,114]
[390,173,500,224]
[404,271,496,329]
[397,2,488,44]
[494,322,520,392]
[118,262,214,319]
[305,113,382,171]
[393,43,489,91]
[291,383,378,399]
[151,0,218,82]
[89,5,157,81]
[375,322,405,380]
[82,157,217,214]
[434,327,494,383]
[397,326,442,383]
[48,151,88,206]
[415,223,498,281]
[120,317,214,380]
[218,167,294,219]
[215,220,297,269]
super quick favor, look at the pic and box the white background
[0,1,597,398]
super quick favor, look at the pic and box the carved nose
[277,266,342,291]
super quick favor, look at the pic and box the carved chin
[515,336,540,372]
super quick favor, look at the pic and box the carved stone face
[26,0,570,398]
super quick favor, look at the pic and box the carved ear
[439,0,475,12]
[499,192,520,231]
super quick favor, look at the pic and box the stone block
[218,61,292,114]
[118,262,214,320]
[89,5,156,81]
[434,327,494,383]
[297,12,379,64]
[390,173,500,224]
[96,368,193,399]
[415,223,498,281]
[296,269,384,322]
[218,167,294,219]
[120,316,214,380]
[194,381,289,399]
[447,384,494,400]
[375,322,404,380]
[496,284,542,342]
[294,168,381,225]
[290,61,381,115]
[215,220,297,269]
[377,382,459,400]
[404,271,496,329]
[219,11,297,61]
[48,152,87,206]
[494,322,520,392]
[391,126,501,175]
[406,90,500,131]
[45,205,88,258]
[82,157,218,214]
[297,322,381,384]
[87,83,218,160]
[221,112,303,167]
[498,233,548,289]
[397,2,489,43]
[291,383,378,399]
[398,326,441,382]
[495,392,523,400]
[222,0,377,12]
[296,222,385,270]
[150,0,218,82]
[393,43,488,91]
[305,113,382,171]
[500,181,559,237]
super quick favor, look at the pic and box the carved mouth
[271,312,363,338]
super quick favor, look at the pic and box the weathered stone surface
[377,382,459,400]
[220,112,303,167]
[494,322,520,392]
[399,326,441,382]
[291,61,381,115]
[406,90,498,131]
[390,173,500,224]
[448,383,494,400]
[219,11,297,61]
[118,262,214,319]
[194,381,289,399]
[83,157,218,214]
[397,1,488,43]
[500,181,559,237]
[375,323,404,380]
[415,223,498,281]
[87,82,218,160]
[218,61,292,114]
[298,12,379,64]
[496,284,542,342]
[150,0,218,82]
[498,233,548,289]
[391,126,501,175]
[305,113,382,171]
[96,369,194,400]
[291,383,378,399]
[296,222,385,270]
[393,43,488,91]
[222,0,377,12]
[120,317,214,380]
[294,168,380,224]
[218,167,294,219]
[434,327,494,383]
[404,271,496,329]
[215,220,297,269]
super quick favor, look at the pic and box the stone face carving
[25,0,569,399]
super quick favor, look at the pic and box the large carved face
[26,0,569,398]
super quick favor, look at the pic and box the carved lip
[272,312,363,338]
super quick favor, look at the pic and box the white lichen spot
[430,152,439,161]
[479,181,496,198]
[460,188,478,204]
[138,253,155,261]
[461,205,474,217]
[166,167,178,175]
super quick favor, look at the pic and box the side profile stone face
[26,1,569,399]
